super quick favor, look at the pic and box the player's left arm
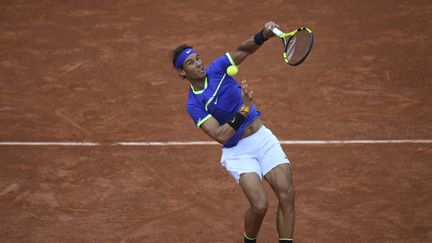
[229,21,278,66]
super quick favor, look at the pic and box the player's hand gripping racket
[271,27,314,66]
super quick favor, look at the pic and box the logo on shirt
[214,97,218,105]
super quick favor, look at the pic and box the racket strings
[283,30,313,66]
[286,37,297,61]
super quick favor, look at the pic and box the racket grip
[271,27,284,37]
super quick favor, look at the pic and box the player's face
[182,53,206,80]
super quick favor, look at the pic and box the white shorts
[220,126,290,183]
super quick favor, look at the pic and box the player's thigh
[239,172,268,210]
[264,163,295,200]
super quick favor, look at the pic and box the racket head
[282,27,314,66]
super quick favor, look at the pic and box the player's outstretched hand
[241,80,253,114]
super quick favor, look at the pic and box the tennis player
[171,21,295,243]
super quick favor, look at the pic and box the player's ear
[177,69,186,79]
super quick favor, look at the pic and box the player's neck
[189,77,206,91]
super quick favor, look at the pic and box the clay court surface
[1,0,431,242]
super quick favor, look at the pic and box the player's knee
[251,198,268,216]
[278,185,295,208]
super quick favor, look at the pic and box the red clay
[1,0,431,242]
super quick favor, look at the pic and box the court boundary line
[0,139,431,146]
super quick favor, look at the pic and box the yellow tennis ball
[227,65,238,76]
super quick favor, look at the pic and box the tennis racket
[271,27,314,66]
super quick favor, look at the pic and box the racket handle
[271,27,284,37]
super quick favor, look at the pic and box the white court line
[116,141,218,146]
[118,140,432,145]
[279,139,432,145]
[0,140,431,146]
[0,142,99,146]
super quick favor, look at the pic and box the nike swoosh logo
[214,97,218,105]
[231,117,236,123]
[186,49,192,54]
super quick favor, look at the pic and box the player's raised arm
[229,21,279,66]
